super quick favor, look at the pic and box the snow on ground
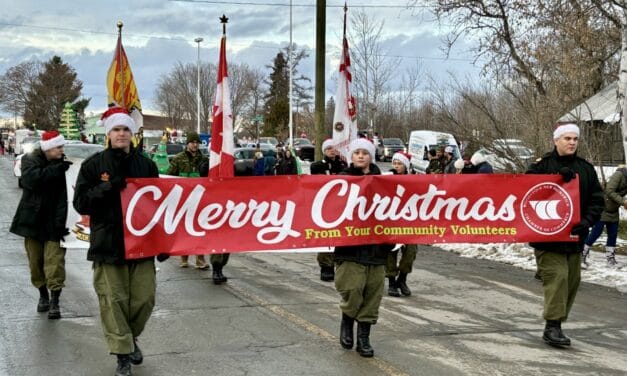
[439,241,627,293]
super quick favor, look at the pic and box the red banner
[121,174,580,259]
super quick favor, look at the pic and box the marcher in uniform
[526,123,603,348]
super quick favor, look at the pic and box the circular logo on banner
[520,182,574,235]
[334,122,345,132]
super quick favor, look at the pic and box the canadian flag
[209,33,234,177]
[332,7,358,160]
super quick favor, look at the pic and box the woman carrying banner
[386,151,418,297]
[334,138,394,358]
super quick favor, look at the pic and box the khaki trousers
[316,252,334,268]
[24,238,66,291]
[93,259,156,354]
[385,244,417,278]
[535,250,581,321]
[334,261,385,324]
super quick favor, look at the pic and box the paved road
[0,155,626,376]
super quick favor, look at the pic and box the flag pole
[288,0,293,148]
[117,21,125,108]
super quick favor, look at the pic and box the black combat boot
[543,320,571,347]
[397,273,411,296]
[355,322,374,357]
[340,313,354,349]
[48,289,61,320]
[212,266,228,284]
[387,277,400,297]
[37,286,50,312]
[115,354,132,376]
[129,338,143,365]
[320,266,335,282]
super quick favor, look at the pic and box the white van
[407,130,460,173]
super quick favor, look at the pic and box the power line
[169,0,427,8]
[0,21,475,63]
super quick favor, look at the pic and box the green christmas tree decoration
[153,135,170,174]
[59,102,82,140]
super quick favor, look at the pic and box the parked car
[377,138,406,161]
[233,147,277,176]
[258,137,279,147]
[486,139,535,172]
[19,136,41,155]
[14,142,104,187]
[291,138,315,161]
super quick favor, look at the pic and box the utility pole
[314,0,326,161]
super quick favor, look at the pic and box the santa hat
[348,138,376,160]
[553,123,579,140]
[470,150,488,166]
[322,138,335,151]
[40,130,65,151]
[392,151,411,172]
[97,107,137,134]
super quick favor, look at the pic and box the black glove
[56,227,70,241]
[156,253,170,262]
[559,167,576,183]
[61,160,73,171]
[570,221,590,236]
[109,175,127,190]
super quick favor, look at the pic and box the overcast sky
[0,0,481,117]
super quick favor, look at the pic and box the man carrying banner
[526,123,603,348]
[10,130,70,320]
[310,138,347,281]
[167,131,210,270]
[334,138,394,358]
[73,107,160,376]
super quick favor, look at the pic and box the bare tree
[0,60,42,124]
[349,10,400,135]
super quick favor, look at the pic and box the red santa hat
[348,138,376,160]
[553,123,579,140]
[392,151,411,172]
[322,138,335,151]
[97,107,137,134]
[40,130,66,151]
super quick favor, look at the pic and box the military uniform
[527,149,603,342]
[10,148,69,318]
[167,145,210,269]
[310,155,347,281]
[73,146,159,355]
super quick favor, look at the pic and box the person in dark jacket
[167,131,209,270]
[73,107,160,376]
[253,149,265,176]
[582,166,627,267]
[470,150,494,173]
[276,149,298,175]
[10,130,70,320]
[310,139,348,282]
[386,151,418,297]
[526,123,603,348]
[334,138,393,358]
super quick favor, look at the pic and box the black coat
[73,147,158,264]
[10,149,68,242]
[333,163,394,265]
[310,156,347,175]
[526,149,604,253]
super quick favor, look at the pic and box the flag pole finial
[220,14,228,34]
[344,2,348,13]
[116,21,123,34]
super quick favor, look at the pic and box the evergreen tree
[59,102,81,140]
[23,56,83,130]
[263,52,290,138]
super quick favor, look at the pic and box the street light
[194,37,204,134]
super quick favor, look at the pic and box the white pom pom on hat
[454,158,465,170]
[40,130,66,151]
[348,138,376,160]
[97,107,138,134]
[553,123,579,140]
